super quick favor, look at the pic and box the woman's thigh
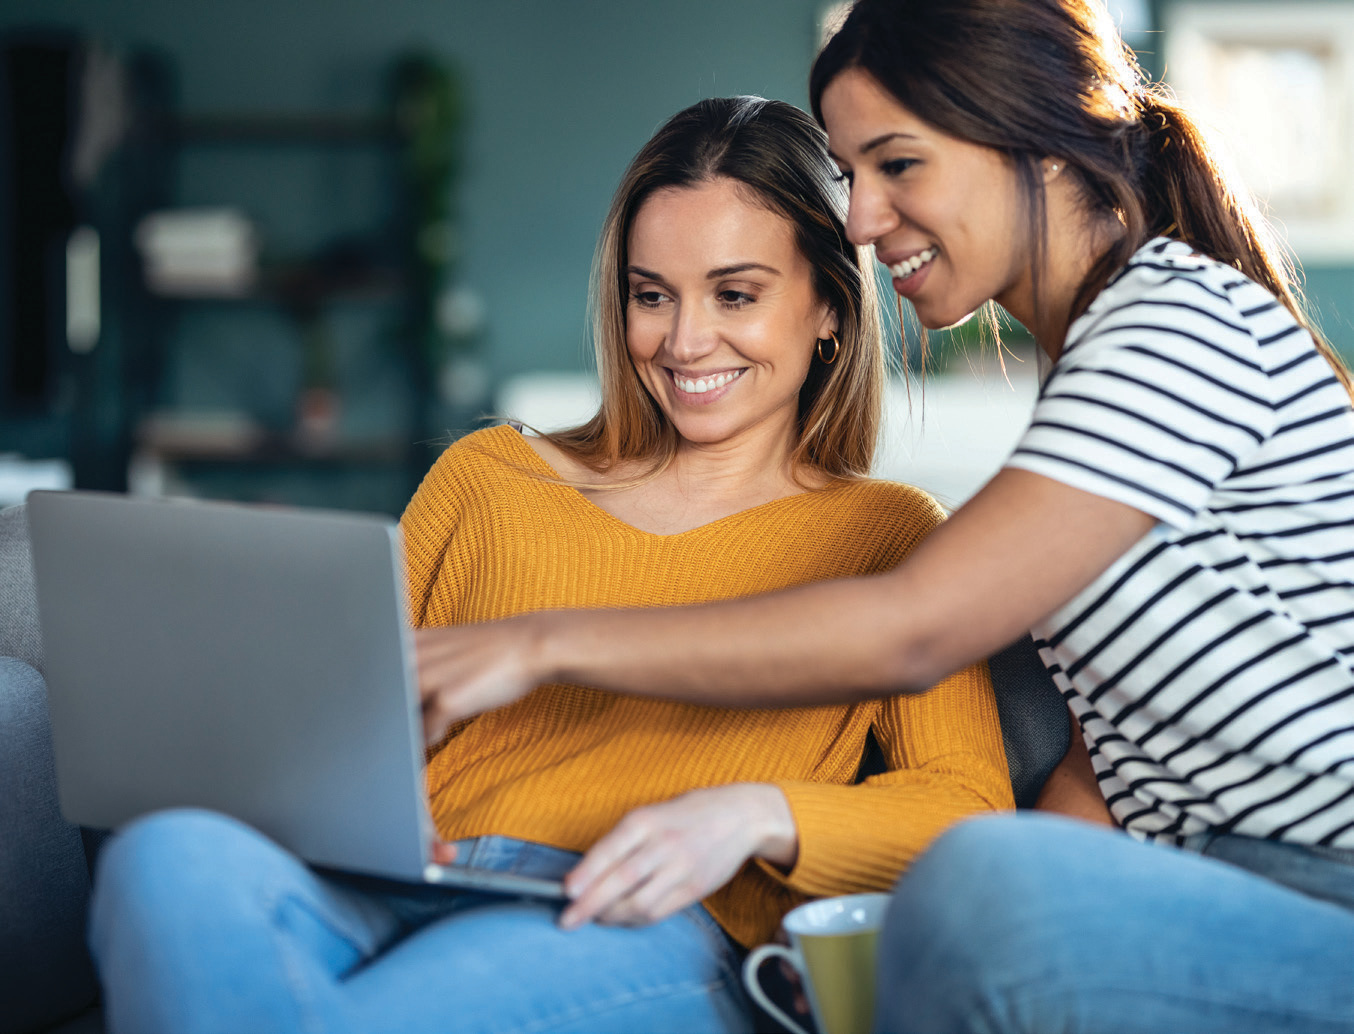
[343,835,754,1034]
[875,813,1354,1034]
[93,815,755,1034]
[347,887,755,1034]
[91,808,406,1033]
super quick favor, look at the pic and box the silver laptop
[26,489,565,899]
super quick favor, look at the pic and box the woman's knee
[90,809,285,941]
[876,814,1116,1032]
[888,814,1081,934]
[97,808,268,885]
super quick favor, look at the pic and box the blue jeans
[875,814,1354,1033]
[89,809,756,1034]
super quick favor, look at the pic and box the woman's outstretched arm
[417,468,1156,741]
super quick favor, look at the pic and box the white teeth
[675,369,742,394]
[888,247,937,278]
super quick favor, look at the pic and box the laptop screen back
[27,491,433,881]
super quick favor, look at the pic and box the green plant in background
[391,51,470,371]
[910,302,1035,376]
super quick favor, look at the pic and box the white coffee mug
[742,892,889,1034]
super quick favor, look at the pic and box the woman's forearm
[417,566,930,739]
[533,571,923,707]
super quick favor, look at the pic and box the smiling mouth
[887,247,938,279]
[671,369,744,394]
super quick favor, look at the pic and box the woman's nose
[844,177,899,247]
[666,303,718,362]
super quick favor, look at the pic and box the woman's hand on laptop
[415,617,548,743]
[557,784,798,930]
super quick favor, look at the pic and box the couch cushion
[0,503,42,673]
[988,635,1070,808]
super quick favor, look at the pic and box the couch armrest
[0,503,43,673]
[0,657,98,1032]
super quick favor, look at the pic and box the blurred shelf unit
[168,112,402,145]
[142,252,409,306]
[0,41,463,515]
[132,101,438,516]
[134,411,406,465]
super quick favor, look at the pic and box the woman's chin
[939,310,978,331]
[912,304,978,333]
[672,422,738,448]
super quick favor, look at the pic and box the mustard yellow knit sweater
[401,424,1014,948]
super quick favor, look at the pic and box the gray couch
[0,504,103,1034]
[0,499,1068,1034]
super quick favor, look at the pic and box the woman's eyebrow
[707,262,780,278]
[626,265,666,282]
[865,131,920,151]
[836,131,921,158]
[626,262,781,281]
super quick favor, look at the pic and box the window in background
[1165,1,1354,265]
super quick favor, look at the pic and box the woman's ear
[817,307,840,342]
[1043,157,1066,181]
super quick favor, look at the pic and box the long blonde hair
[544,96,885,483]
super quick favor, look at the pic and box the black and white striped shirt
[1007,237,1354,847]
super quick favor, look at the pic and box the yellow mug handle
[741,943,813,1034]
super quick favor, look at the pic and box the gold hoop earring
[817,332,840,365]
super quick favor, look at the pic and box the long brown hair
[809,0,1354,401]
[544,95,885,482]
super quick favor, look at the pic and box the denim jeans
[874,813,1354,1034]
[89,809,756,1034]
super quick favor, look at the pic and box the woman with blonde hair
[87,94,1012,1034]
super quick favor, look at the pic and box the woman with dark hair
[418,3,1354,1030]
[87,95,1012,1034]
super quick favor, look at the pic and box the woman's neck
[525,421,821,537]
[675,424,803,487]
[1002,195,1126,363]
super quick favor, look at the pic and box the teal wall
[3,0,1350,398]
[1306,268,1354,358]
[0,0,836,394]
[1142,0,1354,362]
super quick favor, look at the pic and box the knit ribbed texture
[402,425,1014,947]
